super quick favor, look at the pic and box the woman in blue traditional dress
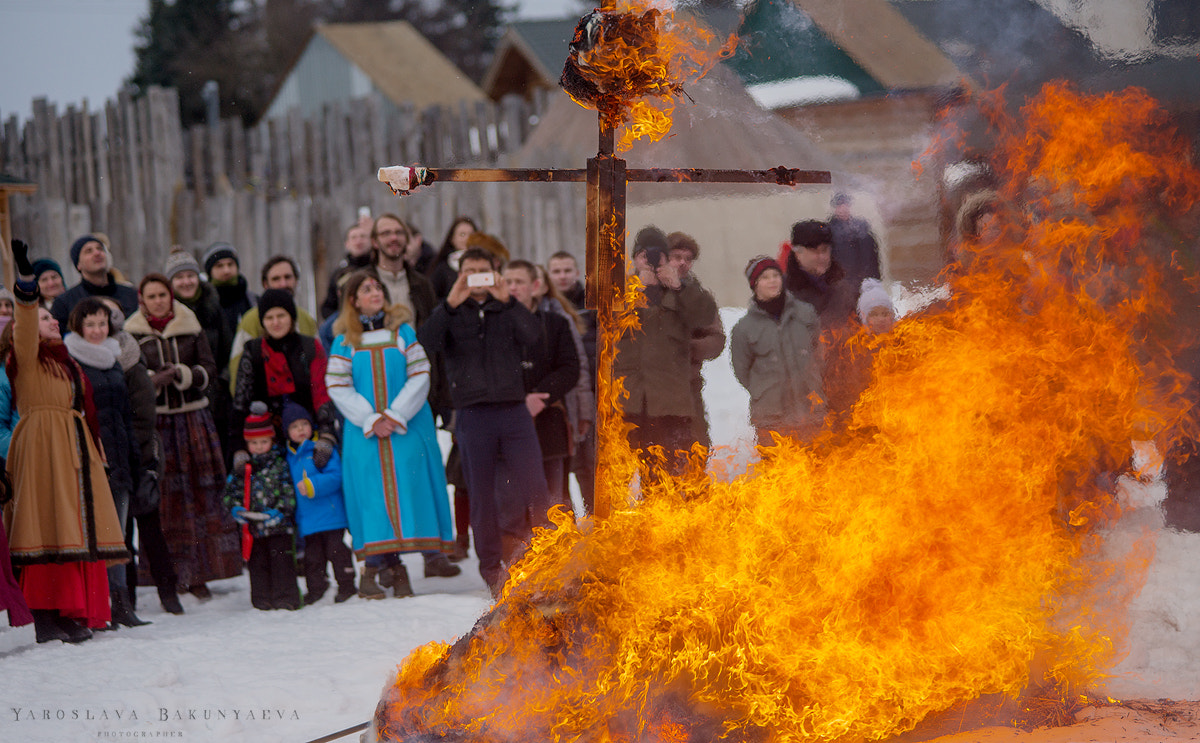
[326,270,457,599]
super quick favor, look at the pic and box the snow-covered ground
[1,306,1197,742]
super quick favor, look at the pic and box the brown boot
[358,567,386,600]
[390,564,414,598]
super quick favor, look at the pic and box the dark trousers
[302,529,355,596]
[457,403,551,590]
[129,511,177,604]
[625,412,694,487]
[247,533,300,611]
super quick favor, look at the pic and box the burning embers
[561,1,736,150]
[374,86,1200,743]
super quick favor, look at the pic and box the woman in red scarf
[125,274,242,605]
[231,289,337,464]
[4,239,129,643]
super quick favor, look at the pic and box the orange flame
[376,84,1200,743]
[565,0,737,151]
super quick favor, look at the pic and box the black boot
[158,587,184,615]
[111,588,152,628]
[33,610,70,643]
[53,613,93,643]
[390,564,414,598]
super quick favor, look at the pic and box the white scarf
[63,332,121,370]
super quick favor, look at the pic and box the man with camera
[416,243,550,597]
[614,226,719,486]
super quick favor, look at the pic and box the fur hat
[281,401,312,433]
[856,278,894,323]
[258,289,297,322]
[464,232,510,264]
[744,256,782,289]
[163,247,201,280]
[667,231,699,260]
[243,401,274,440]
[69,235,105,268]
[790,220,832,249]
[202,242,240,276]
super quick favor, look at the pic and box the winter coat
[65,334,139,515]
[520,308,581,460]
[784,255,857,333]
[178,280,234,373]
[613,278,718,419]
[0,369,18,460]
[540,296,594,441]
[829,215,882,286]
[232,333,334,442]
[49,273,139,335]
[285,438,348,537]
[561,281,598,392]
[223,446,296,538]
[418,296,544,409]
[730,292,825,432]
[4,296,128,566]
[213,276,257,339]
[126,301,216,415]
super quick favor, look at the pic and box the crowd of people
[0,192,900,640]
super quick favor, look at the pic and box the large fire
[374,85,1200,743]
[561,0,737,151]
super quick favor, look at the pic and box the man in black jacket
[785,219,857,333]
[503,259,581,512]
[417,245,550,595]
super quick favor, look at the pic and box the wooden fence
[0,86,582,312]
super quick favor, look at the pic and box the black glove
[11,239,33,278]
[312,438,333,469]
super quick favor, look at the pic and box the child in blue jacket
[282,401,356,604]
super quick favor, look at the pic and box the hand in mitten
[150,366,179,389]
[232,450,250,472]
[11,239,34,278]
[262,508,283,528]
[231,506,249,524]
[312,438,333,469]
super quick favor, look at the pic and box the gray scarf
[63,332,121,370]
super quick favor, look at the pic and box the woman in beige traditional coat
[3,239,129,643]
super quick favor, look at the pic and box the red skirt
[20,561,110,628]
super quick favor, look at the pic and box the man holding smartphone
[417,243,551,597]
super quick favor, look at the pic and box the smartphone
[466,272,495,288]
[357,206,371,221]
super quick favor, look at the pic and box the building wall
[266,36,375,120]
[777,91,946,286]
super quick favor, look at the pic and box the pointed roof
[314,21,485,108]
[481,18,577,100]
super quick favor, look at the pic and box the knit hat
[258,289,297,322]
[631,226,669,267]
[744,256,782,289]
[831,192,852,207]
[0,288,15,306]
[31,258,64,281]
[202,242,239,276]
[70,234,105,268]
[790,220,833,249]
[243,401,274,440]
[164,247,201,280]
[856,278,894,323]
[281,401,312,432]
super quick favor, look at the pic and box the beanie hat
[258,289,297,322]
[202,242,239,276]
[164,247,201,280]
[70,235,104,268]
[744,256,782,289]
[831,191,852,207]
[243,401,274,440]
[631,226,669,268]
[281,401,312,432]
[856,278,894,323]
[31,258,64,281]
[790,220,833,249]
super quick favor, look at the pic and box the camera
[642,245,667,268]
[466,272,496,288]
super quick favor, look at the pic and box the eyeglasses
[376,229,406,238]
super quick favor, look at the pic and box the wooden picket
[0,87,568,312]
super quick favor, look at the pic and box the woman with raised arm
[4,239,130,643]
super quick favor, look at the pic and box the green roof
[726,0,885,94]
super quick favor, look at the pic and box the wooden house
[481,19,578,101]
[263,21,487,120]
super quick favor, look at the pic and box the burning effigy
[369,1,1200,740]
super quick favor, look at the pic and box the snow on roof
[745,76,860,109]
